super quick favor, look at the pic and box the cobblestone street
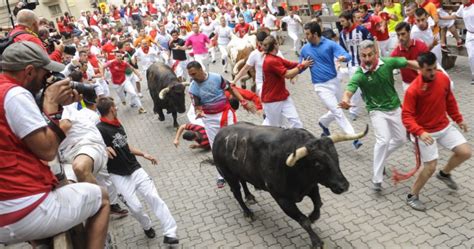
[3,38,474,249]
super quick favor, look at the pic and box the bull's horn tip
[363,124,369,136]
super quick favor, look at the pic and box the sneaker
[163,236,179,245]
[406,194,426,211]
[110,204,128,218]
[144,228,156,238]
[138,107,147,114]
[372,182,382,192]
[122,101,126,106]
[216,178,226,188]
[471,79,474,85]
[224,70,228,74]
[222,59,226,65]
[138,93,143,98]
[212,60,216,64]
[130,103,138,108]
[352,140,363,149]
[436,171,458,190]
[319,122,330,137]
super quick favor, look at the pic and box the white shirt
[4,87,46,139]
[456,4,474,33]
[90,45,101,56]
[59,104,105,152]
[411,24,436,48]
[281,15,302,34]
[201,22,215,37]
[215,26,232,45]
[263,14,277,29]
[132,46,159,71]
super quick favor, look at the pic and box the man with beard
[0,41,110,248]
[340,40,419,192]
[402,52,471,211]
[96,97,179,244]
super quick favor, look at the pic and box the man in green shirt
[339,40,419,191]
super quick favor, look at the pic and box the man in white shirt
[201,16,217,63]
[281,10,303,54]
[215,16,233,74]
[262,9,279,38]
[132,40,160,85]
[411,8,442,66]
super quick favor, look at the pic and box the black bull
[212,122,368,248]
[147,62,186,128]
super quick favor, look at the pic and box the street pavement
[3,37,474,249]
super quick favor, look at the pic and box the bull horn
[286,147,308,167]
[159,86,171,100]
[233,59,245,75]
[329,124,369,143]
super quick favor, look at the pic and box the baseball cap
[1,41,65,72]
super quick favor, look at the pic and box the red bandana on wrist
[100,117,121,127]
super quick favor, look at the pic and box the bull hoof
[309,211,320,223]
[158,116,165,121]
[311,241,324,249]
[245,195,257,205]
[244,211,256,222]
[173,123,179,129]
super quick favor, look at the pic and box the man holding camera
[0,41,109,247]
[10,9,64,62]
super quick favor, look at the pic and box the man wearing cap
[0,41,110,247]
[100,51,147,114]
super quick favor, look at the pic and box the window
[48,4,62,16]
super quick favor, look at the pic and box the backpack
[0,31,29,55]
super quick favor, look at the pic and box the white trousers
[172,59,188,80]
[262,97,303,128]
[432,44,442,67]
[370,108,407,183]
[288,31,301,51]
[218,45,229,72]
[0,183,102,244]
[378,39,391,57]
[110,79,142,108]
[194,53,209,71]
[209,46,216,61]
[388,32,398,55]
[346,66,365,116]
[314,78,356,135]
[110,168,177,237]
[466,32,474,78]
[203,111,235,148]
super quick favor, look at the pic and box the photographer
[0,41,109,247]
[10,9,64,62]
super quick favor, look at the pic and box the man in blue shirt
[187,61,255,188]
[300,21,362,149]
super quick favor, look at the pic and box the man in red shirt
[174,123,210,150]
[261,36,312,128]
[234,17,253,38]
[101,51,146,114]
[391,21,429,92]
[102,38,118,61]
[402,52,471,211]
[10,9,63,62]
[367,14,391,57]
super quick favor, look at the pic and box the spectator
[0,41,109,248]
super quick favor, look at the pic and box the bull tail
[391,135,422,184]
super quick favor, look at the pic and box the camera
[50,72,97,96]
[46,38,77,56]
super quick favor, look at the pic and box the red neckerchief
[465,0,474,7]
[142,46,149,54]
[362,56,379,73]
[407,15,415,25]
[343,23,358,34]
[100,117,121,127]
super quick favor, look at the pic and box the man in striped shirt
[339,11,373,120]
[174,123,210,150]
